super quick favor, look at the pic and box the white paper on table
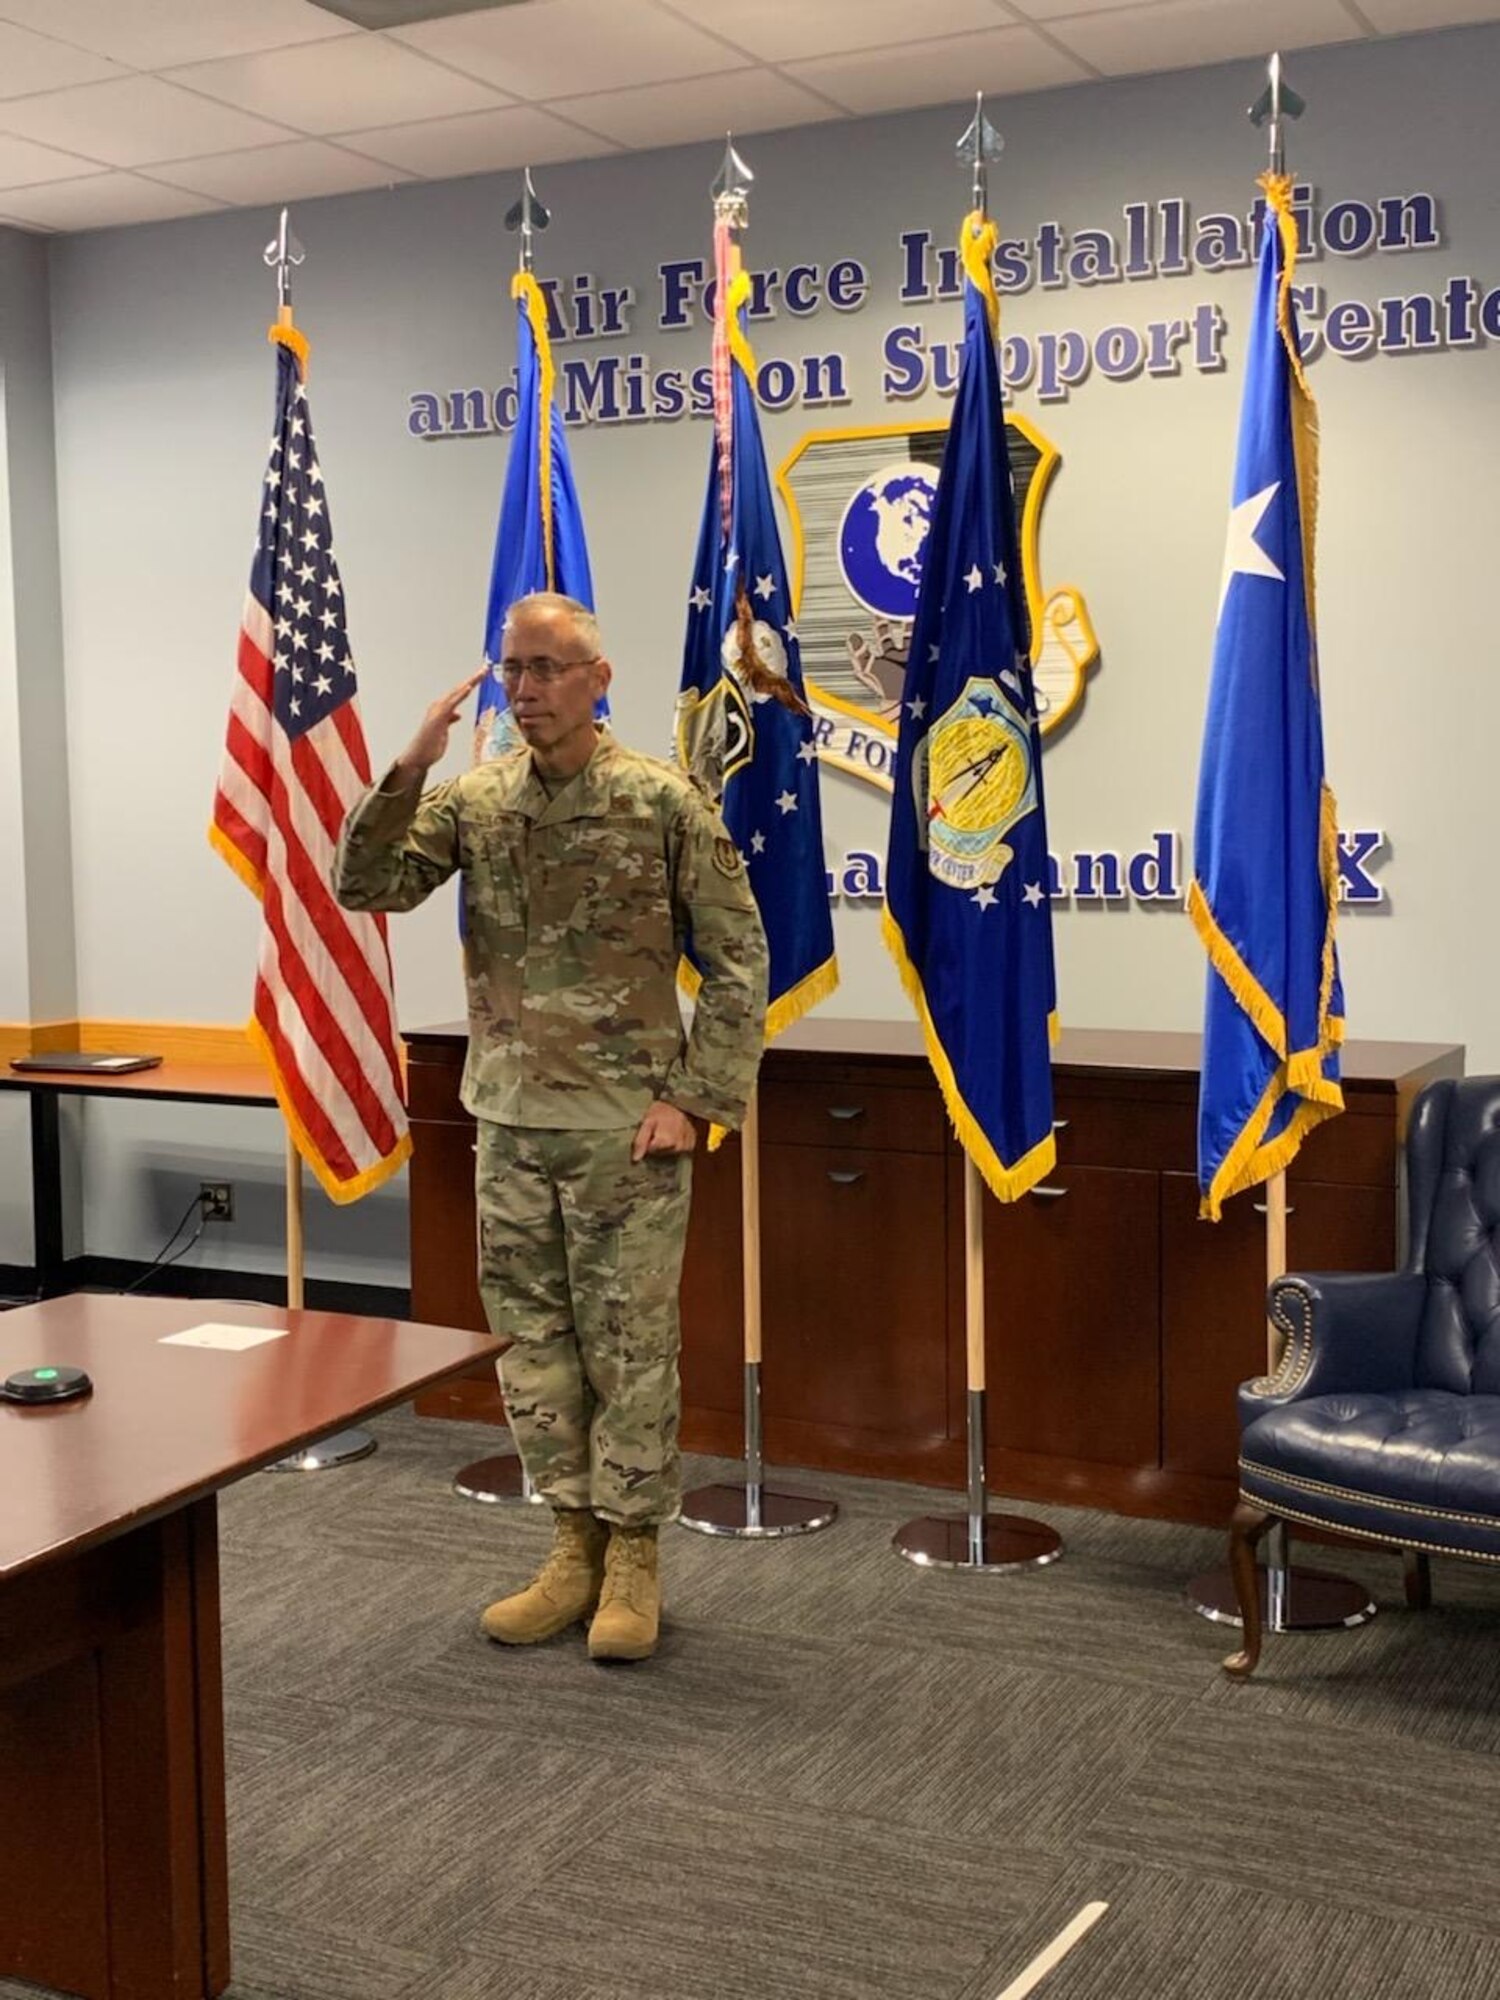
[158,1323,290,1352]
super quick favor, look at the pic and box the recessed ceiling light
[308,0,538,29]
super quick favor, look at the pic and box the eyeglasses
[498,655,600,689]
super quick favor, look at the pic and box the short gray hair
[504,592,602,659]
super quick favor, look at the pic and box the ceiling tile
[548,68,842,149]
[0,171,224,229]
[1001,0,1171,18]
[788,27,1090,115]
[1357,0,1500,26]
[392,0,752,99]
[167,33,509,136]
[0,77,295,167]
[1042,0,1364,74]
[313,0,564,21]
[147,138,417,203]
[0,130,110,187]
[656,0,1008,63]
[0,19,125,98]
[340,104,619,175]
[0,0,349,69]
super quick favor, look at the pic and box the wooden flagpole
[964,1157,988,1548]
[965,1156,985,1414]
[1262,1165,1290,1621]
[268,1122,375,1468]
[742,1090,763,1374]
[1263,1167,1287,1373]
[739,1090,767,1526]
[892,1152,1060,1570]
[254,208,375,1472]
[676,134,836,1540]
[285,1128,305,1311]
[677,1081,836,1537]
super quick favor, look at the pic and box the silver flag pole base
[453,1452,546,1505]
[1188,1521,1375,1632]
[894,1511,1062,1572]
[677,1479,837,1539]
[1187,1563,1376,1631]
[896,1387,1062,1572]
[266,1427,377,1472]
[678,1360,838,1538]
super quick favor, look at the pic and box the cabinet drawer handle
[1052,1119,1069,1133]
[827,1169,865,1185]
[1252,1200,1295,1217]
[1031,1184,1068,1200]
[827,1106,865,1121]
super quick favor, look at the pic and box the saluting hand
[394,669,487,781]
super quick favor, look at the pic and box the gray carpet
[11,1409,1500,2000]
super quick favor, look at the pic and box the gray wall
[5,23,1497,1282]
[0,224,75,1264]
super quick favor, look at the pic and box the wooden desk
[0,1061,277,1296]
[404,1020,1464,1526]
[0,1293,494,2000]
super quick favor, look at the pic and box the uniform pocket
[561,823,669,935]
[463,809,527,929]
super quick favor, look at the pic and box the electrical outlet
[199,1181,234,1222]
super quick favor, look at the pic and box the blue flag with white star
[475,269,597,759]
[1190,174,1344,1220]
[882,214,1057,1202]
[676,246,837,1044]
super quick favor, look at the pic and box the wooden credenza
[406,1020,1462,1526]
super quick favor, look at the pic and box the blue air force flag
[476,270,597,759]
[882,216,1058,1202]
[676,247,837,1043]
[1190,173,1344,1221]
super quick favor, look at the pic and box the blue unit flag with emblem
[882,215,1058,1202]
[1190,173,1344,1222]
[676,224,838,1054]
[476,270,597,759]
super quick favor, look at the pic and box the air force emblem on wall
[918,677,1037,893]
[778,417,1098,794]
[839,461,935,620]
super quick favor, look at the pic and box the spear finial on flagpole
[262,207,305,325]
[1249,50,1305,176]
[712,131,753,231]
[504,166,551,273]
[956,92,1002,217]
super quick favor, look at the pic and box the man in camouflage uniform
[334,593,767,1661]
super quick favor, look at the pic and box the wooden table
[0,1061,278,1297]
[0,1293,495,2000]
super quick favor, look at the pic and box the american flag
[210,325,410,1203]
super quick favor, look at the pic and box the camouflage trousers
[475,1120,693,1526]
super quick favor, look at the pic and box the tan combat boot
[481,1509,607,1645]
[587,1524,661,1662]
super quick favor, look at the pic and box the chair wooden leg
[1402,1548,1433,1611]
[1222,1502,1273,1678]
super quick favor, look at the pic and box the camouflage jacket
[333,732,768,1131]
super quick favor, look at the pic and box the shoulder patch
[712,835,745,879]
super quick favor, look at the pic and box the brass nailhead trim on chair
[1241,1459,1500,1531]
[1239,1489,1500,1565]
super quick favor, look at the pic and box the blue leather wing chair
[1225,1074,1500,1676]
